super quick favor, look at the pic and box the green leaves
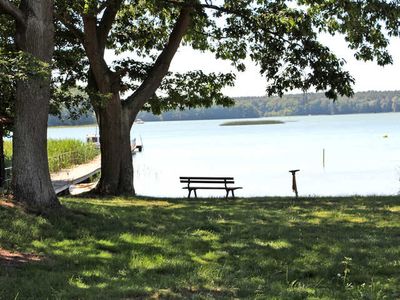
[0,50,51,82]
[144,71,236,114]
[0,50,53,131]
[303,0,400,66]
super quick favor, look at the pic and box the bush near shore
[0,196,399,299]
[3,139,99,172]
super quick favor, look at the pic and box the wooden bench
[180,176,242,199]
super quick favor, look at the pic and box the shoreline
[47,111,400,127]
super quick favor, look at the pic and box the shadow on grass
[0,195,399,299]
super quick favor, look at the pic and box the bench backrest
[180,177,235,185]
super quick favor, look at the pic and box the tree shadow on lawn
[1,196,399,299]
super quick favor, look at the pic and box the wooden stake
[289,169,300,198]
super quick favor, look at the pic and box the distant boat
[134,118,144,124]
[69,181,98,195]
[87,133,143,153]
[86,134,100,148]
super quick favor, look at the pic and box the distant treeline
[48,112,95,126]
[48,90,400,126]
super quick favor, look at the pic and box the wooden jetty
[51,156,101,195]
[52,140,142,195]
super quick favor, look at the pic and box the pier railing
[1,167,13,192]
[2,148,99,190]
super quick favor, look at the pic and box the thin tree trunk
[12,0,59,209]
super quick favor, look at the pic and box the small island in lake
[220,120,284,126]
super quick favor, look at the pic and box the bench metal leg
[226,189,235,199]
[188,189,198,199]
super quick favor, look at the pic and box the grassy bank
[3,141,11,168]
[220,120,284,126]
[3,139,99,172]
[1,196,399,299]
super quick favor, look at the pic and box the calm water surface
[48,113,400,197]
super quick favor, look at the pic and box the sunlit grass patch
[311,210,368,223]
[192,229,220,241]
[0,195,399,299]
[202,250,228,262]
[119,233,166,248]
[386,205,400,212]
[129,253,167,270]
[254,239,292,249]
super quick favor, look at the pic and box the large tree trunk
[118,107,135,194]
[96,91,135,195]
[12,0,59,209]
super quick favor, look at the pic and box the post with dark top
[289,169,300,198]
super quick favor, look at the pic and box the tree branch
[163,0,248,18]
[0,0,25,26]
[98,0,123,50]
[55,12,84,43]
[82,13,111,93]
[123,5,193,124]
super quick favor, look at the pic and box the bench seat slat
[180,177,234,180]
[180,180,235,184]
[183,187,242,190]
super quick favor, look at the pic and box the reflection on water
[48,113,400,197]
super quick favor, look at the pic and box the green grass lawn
[1,196,399,299]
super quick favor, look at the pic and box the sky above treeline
[170,35,400,97]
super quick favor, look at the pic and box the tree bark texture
[93,90,139,195]
[12,0,59,209]
[96,90,129,194]
[87,66,135,195]
[118,108,135,194]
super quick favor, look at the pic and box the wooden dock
[51,155,101,194]
[52,140,142,195]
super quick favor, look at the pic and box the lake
[48,113,400,197]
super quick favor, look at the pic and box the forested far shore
[48,90,400,126]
